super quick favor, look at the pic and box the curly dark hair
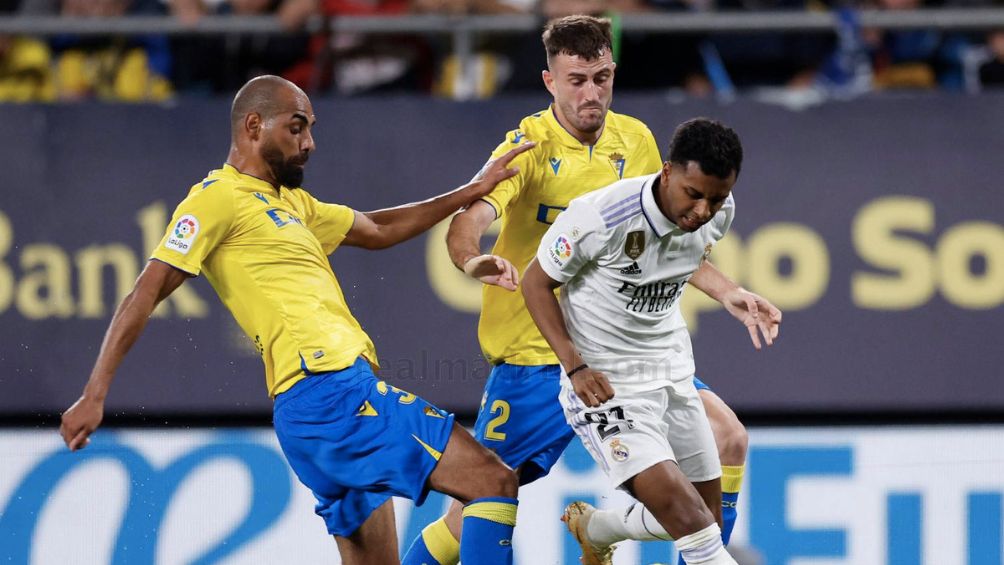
[542,15,612,63]
[667,118,743,180]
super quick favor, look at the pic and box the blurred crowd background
[1,0,1003,102]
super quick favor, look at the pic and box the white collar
[640,173,685,238]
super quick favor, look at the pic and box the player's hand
[60,395,105,451]
[463,254,519,291]
[470,142,536,199]
[571,368,615,408]
[721,288,782,350]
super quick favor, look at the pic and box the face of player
[659,161,735,232]
[543,51,615,144]
[260,91,316,188]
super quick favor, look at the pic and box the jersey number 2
[484,400,511,441]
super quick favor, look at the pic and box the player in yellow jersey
[401,15,754,565]
[59,75,535,565]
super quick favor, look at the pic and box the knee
[648,490,716,535]
[715,417,748,465]
[478,460,519,500]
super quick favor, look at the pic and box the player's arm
[342,142,534,250]
[522,260,614,408]
[446,200,520,291]
[689,259,782,350]
[60,260,190,451]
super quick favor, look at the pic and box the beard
[568,104,606,134]
[261,140,307,188]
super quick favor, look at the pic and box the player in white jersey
[522,118,781,565]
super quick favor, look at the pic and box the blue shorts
[273,357,455,537]
[473,363,575,485]
[694,375,711,391]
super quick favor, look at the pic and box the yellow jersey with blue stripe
[479,107,663,365]
[150,164,378,398]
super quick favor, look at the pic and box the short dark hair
[542,15,612,63]
[668,118,743,180]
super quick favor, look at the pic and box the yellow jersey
[479,107,663,365]
[150,164,377,398]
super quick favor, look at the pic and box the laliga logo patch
[548,234,573,267]
[610,438,630,462]
[165,215,199,255]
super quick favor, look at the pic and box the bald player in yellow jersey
[59,75,536,565]
[402,15,753,565]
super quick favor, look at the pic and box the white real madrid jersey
[535,172,735,391]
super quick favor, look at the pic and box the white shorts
[559,379,721,489]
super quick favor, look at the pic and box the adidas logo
[619,261,642,275]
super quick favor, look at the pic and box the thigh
[427,423,516,503]
[335,498,399,565]
[560,385,674,489]
[274,366,457,533]
[473,364,575,484]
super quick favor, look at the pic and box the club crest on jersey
[624,230,645,260]
[548,234,574,267]
[610,439,630,462]
[549,157,562,175]
[609,152,626,179]
[702,243,714,262]
[165,214,199,254]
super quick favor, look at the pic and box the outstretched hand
[721,288,782,350]
[470,142,536,199]
[463,254,520,291]
[60,395,104,451]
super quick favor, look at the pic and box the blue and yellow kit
[152,164,454,536]
[479,107,663,365]
[473,107,663,483]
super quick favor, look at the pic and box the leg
[403,364,572,565]
[625,461,716,539]
[444,465,525,540]
[275,362,511,565]
[335,499,399,565]
[427,423,518,502]
[692,477,724,527]
[427,424,519,565]
[400,467,523,565]
[701,389,748,468]
[700,387,747,546]
[627,462,735,565]
[563,381,732,564]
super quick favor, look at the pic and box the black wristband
[566,364,589,377]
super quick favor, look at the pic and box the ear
[244,112,263,141]
[542,69,557,98]
[661,161,672,184]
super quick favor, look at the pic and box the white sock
[586,503,673,545]
[675,523,735,564]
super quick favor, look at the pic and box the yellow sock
[721,464,745,495]
[720,464,744,545]
[422,517,460,565]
